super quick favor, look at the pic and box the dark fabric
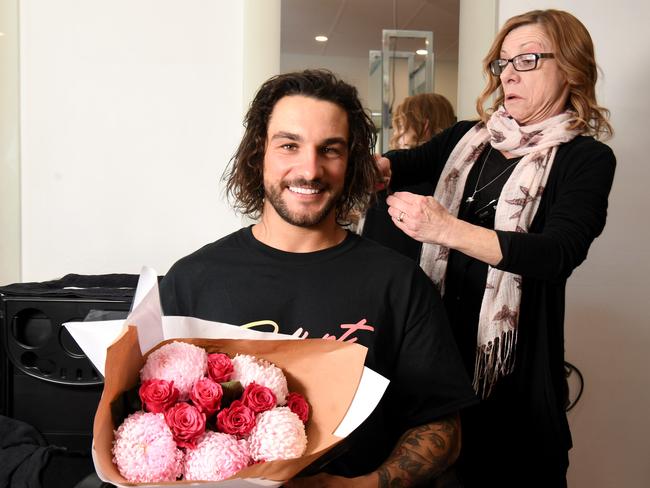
[445,147,520,375]
[0,274,141,299]
[362,185,430,260]
[41,451,105,488]
[0,415,64,488]
[385,121,616,487]
[160,228,477,477]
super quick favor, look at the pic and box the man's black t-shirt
[160,227,476,476]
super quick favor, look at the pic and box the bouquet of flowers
[112,340,311,483]
[91,326,372,487]
[71,267,387,487]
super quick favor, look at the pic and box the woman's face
[499,24,569,125]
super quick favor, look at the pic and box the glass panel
[380,29,434,152]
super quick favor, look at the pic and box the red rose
[190,377,223,416]
[207,353,234,383]
[216,400,256,437]
[241,382,276,413]
[164,402,206,449]
[138,379,179,413]
[286,392,310,423]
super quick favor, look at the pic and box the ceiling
[281,0,460,61]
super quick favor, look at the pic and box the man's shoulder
[348,234,429,280]
[166,228,250,274]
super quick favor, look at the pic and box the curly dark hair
[223,69,381,223]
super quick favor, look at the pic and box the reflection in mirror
[281,0,460,151]
[379,29,434,152]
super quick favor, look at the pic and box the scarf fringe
[472,328,518,398]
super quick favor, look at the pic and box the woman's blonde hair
[390,93,456,149]
[476,9,613,139]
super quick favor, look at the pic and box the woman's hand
[375,154,392,190]
[386,191,503,266]
[386,191,456,246]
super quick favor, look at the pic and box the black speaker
[0,275,138,488]
[0,296,132,450]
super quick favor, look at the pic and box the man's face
[262,95,349,228]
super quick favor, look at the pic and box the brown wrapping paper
[93,326,367,485]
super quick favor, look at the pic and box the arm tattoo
[376,413,460,487]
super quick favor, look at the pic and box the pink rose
[164,402,206,449]
[190,377,223,416]
[207,353,234,383]
[216,400,256,438]
[286,392,310,423]
[241,383,276,414]
[138,379,180,413]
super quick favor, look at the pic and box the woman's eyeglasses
[489,53,555,76]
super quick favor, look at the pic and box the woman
[378,10,615,488]
[360,93,455,257]
[390,93,456,149]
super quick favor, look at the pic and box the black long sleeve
[385,121,477,190]
[495,136,616,281]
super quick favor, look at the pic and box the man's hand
[287,414,460,488]
[285,472,377,488]
[375,413,461,487]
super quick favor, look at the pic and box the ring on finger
[398,211,405,223]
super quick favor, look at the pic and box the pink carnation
[140,341,207,400]
[231,354,288,405]
[248,407,307,462]
[183,431,252,481]
[112,411,183,483]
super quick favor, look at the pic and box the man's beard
[264,178,342,227]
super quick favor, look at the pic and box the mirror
[378,29,434,152]
[281,0,460,151]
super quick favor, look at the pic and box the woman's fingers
[375,154,392,190]
[386,192,452,244]
[386,192,420,223]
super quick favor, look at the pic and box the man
[160,70,476,486]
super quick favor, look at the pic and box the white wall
[496,2,649,487]
[434,60,459,114]
[16,0,280,282]
[0,0,20,285]
[243,0,281,112]
[457,0,498,119]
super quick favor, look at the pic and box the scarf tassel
[472,328,518,398]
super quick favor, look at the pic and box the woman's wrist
[440,212,463,249]
[443,217,502,266]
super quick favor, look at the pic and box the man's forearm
[375,413,460,487]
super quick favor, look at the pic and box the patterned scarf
[419,107,579,397]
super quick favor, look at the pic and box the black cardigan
[384,120,616,482]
